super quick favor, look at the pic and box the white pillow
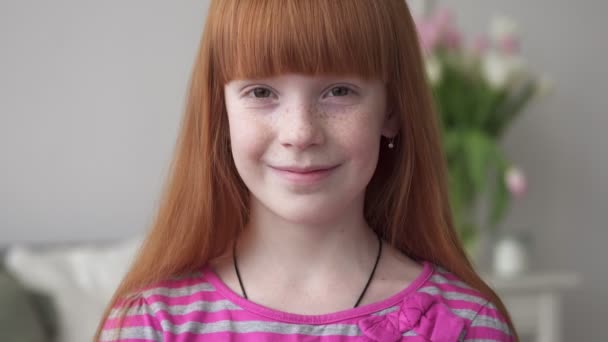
[4,236,142,342]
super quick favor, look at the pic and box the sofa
[0,237,141,342]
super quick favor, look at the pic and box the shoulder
[101,295,163,341]
[100,270,220,341]
[417,263,515,341]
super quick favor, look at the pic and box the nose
[277,103,325,150]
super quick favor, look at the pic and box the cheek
[228,113,272,166]
[332,112,384,188]
[331,111,383,159]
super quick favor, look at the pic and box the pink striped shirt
[101,261,514,341]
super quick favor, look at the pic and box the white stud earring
[388,138,395,149]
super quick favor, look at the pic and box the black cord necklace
[232,231,383,308]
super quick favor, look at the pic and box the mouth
[270,165,338,173]
[269,164,340,184]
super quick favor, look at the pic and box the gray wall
[1,0,605,339]
[1,0,207,243]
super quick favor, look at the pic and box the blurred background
[0,0,605,341]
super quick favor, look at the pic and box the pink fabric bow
[358,292,467,341]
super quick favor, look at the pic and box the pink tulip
[505,167,527,199]
[443,26,462,49]
[499,35,520,55]
[415,19,441,54]
[415,8,464,54]
[472,35,490,55]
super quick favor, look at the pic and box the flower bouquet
[414,8,552,256]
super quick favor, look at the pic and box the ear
[381,109,400,138]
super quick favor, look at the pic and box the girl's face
[224,73,398,224]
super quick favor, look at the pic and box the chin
[268,201,343,225]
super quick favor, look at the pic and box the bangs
[209,0,398,84]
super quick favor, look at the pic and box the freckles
[312,106,331,121]
[320,108,379,142]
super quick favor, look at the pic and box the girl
[96,0,518,341]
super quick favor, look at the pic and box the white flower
[490,16,520,42]
[481,52,526,89]
[425,55,442,85]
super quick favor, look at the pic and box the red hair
[95,0,518,340]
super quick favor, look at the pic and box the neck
[234,196,380,286]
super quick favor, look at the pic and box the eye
[245,87,273,99]
[327,86,354,97]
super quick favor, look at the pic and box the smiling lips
[269,165,339,184]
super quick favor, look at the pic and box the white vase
[492,233,530,277]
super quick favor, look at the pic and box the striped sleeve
[99,296,164,342]
[464,299,515,341]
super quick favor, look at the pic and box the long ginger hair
[95,0,518,340]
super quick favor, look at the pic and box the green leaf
[487,151,511,229]
[462,131,493,195]
[486,80,537,138]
